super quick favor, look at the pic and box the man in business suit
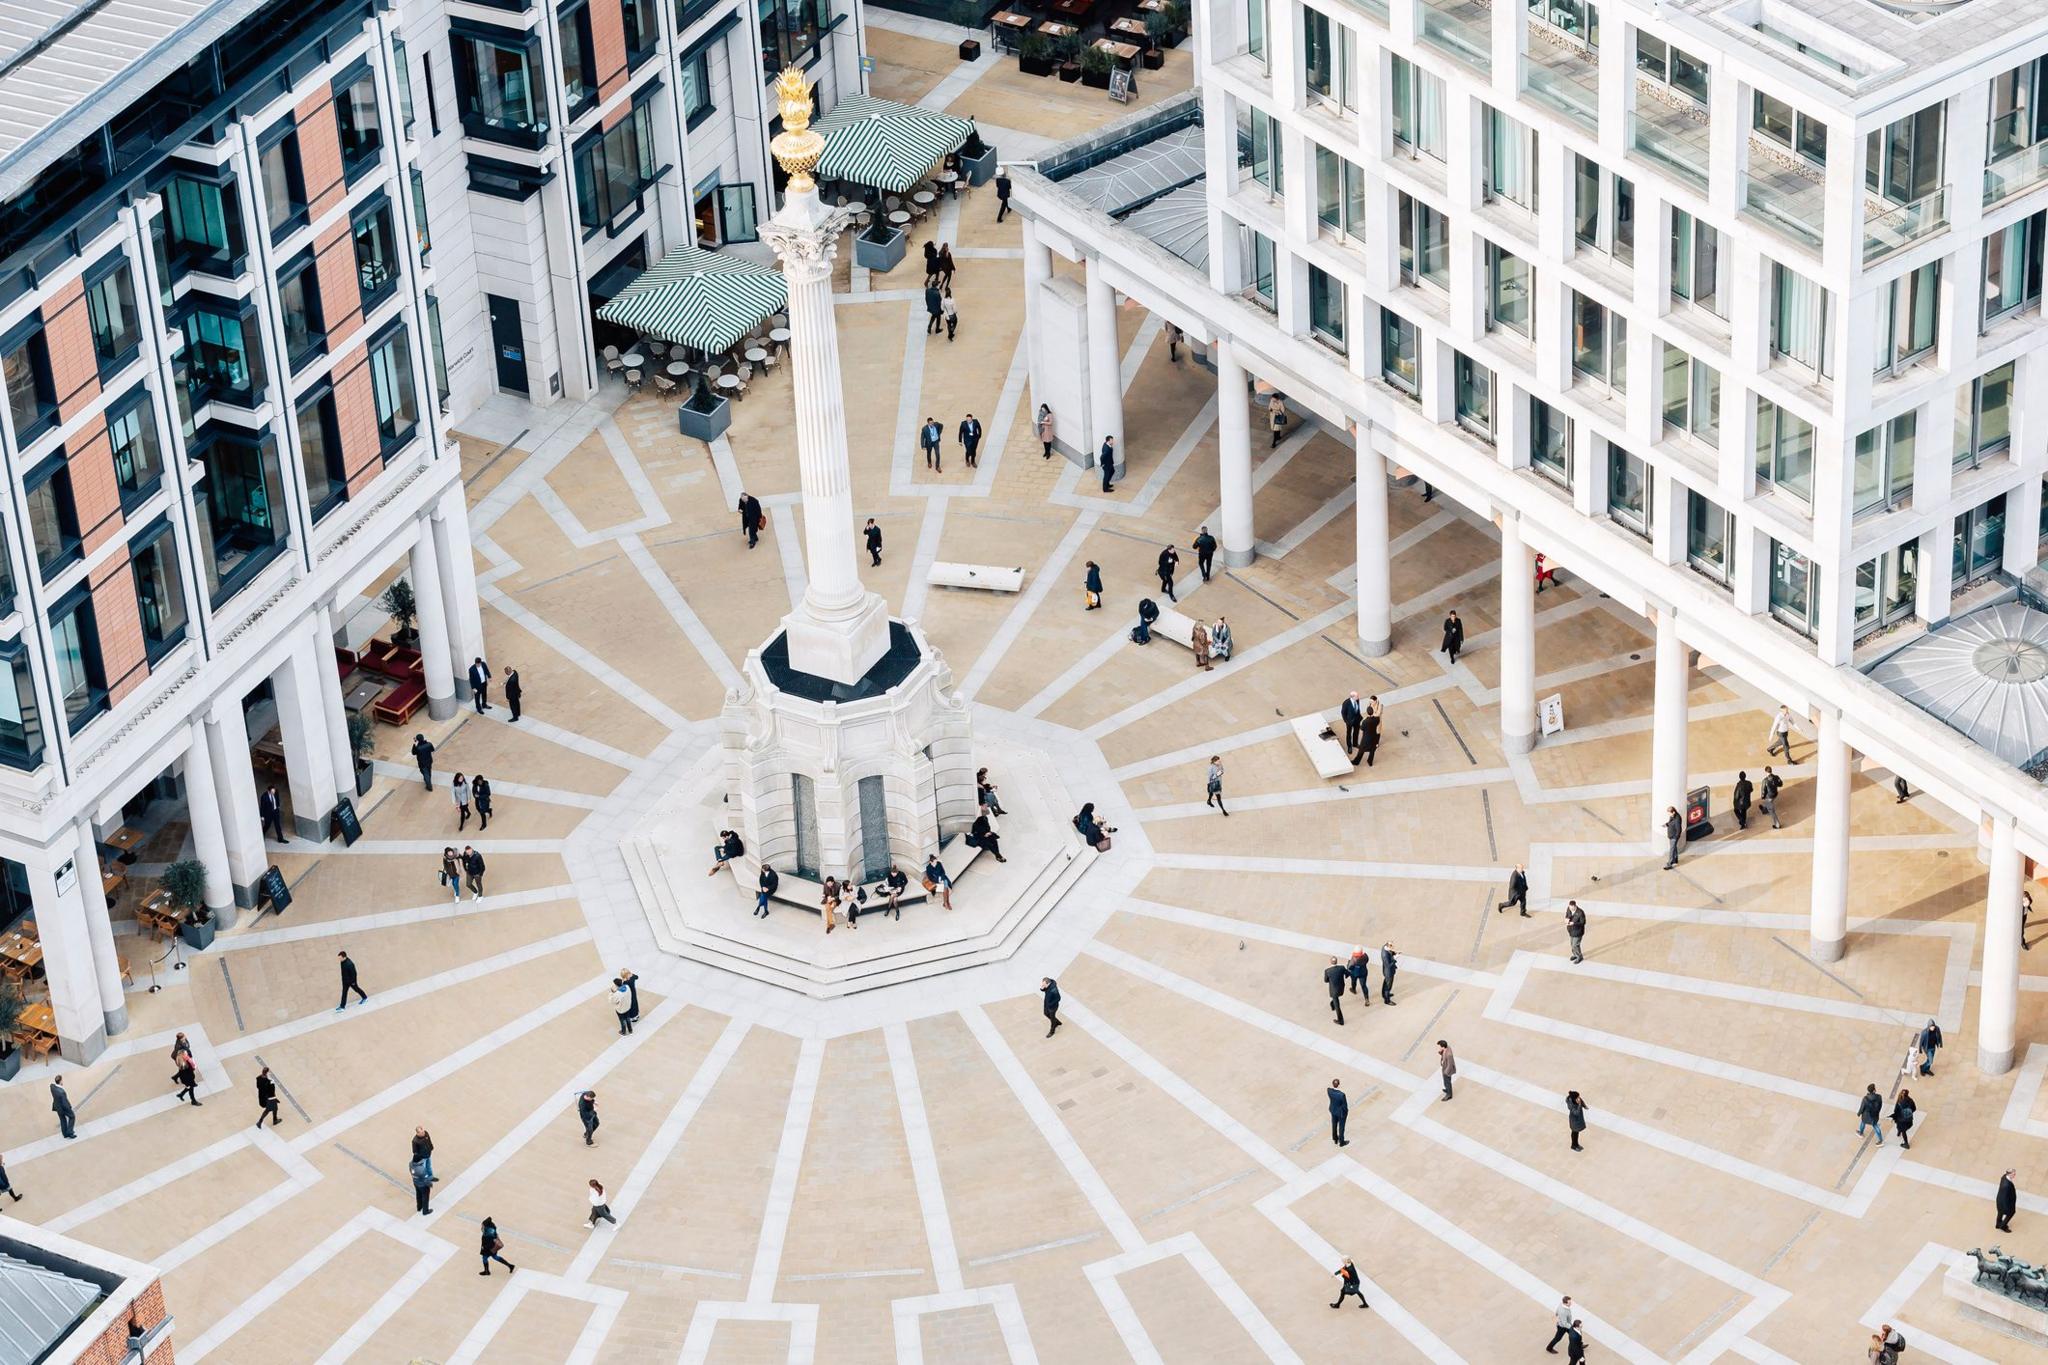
[1998,1169,2019,1231]
[1156,545,1179,602]
[1326,1078,1349,1146]
[259,785,285,844]
[1341,691,1365,756]
[1379,943,1399,1004]
[1497,863,1529,916]
[737,491,764,549]
[579,1090,600,1146]
[336,950,368,1011]
[1346,946,1370,1002]
[1324,956,1348,1026]
[1440,609,1465,664]
[1098,436,1117,493]
[504,667,522,722]
[1761,765,1783,828]
[920,417,944,471]
[1564,901,1587,964]
[1732,771,1753,829]
[864,518,883,566]
[50,1076,76,1140]
[1663,805,1684,869]
[468,657,492,713]
[958,413,983,468]
[1041,978,1062,1036]
[1192,526,1217,582]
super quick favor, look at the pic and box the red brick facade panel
[65,413,123,555]
[295,87,345,222]
[43,281,102,424]
[90,546,148,704]
[313,221,363,351]
[331,353,384,496]
[592,0,631,103]
[67,1276,170,1365]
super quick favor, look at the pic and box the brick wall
[64,412,122,556]
[295,85,346,221]
[43,280,101,424]
[70,1277,172,1365]
[313,220,363,351]
[592,0,631,103]
[331,351,384,496]
[89,545,148,705]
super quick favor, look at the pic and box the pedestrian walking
[1497,863,1529,915]
[256,1067,282,1127]
[1206,756,1228,816]
[1998,1169,2019,1231]
[1761,765,1783,829]
[410,1155,434,1215]
[937,243,956,289]
[1440,609,1464,665]
[1662,805,1684,869]
[479,1216,516,1275]
[1041,977,1062,1035]
[1346,946,1370,1001]
[1917,1018,1942,1075]
[1324,956,1347,1026]
[1545,1296,1576,1352]
[1380,943,1399,1003]
[821,876,841,934]
[173,1055,201,1106]
[1098,435,1116,492]
[1438,1040,1456,1100]
[413,1127,436,1182]
[1566,1091,1588,1150]
[1891,1088,1916,1149]
[1190,527,1218,584]
[922,240,939,287]
[0,1152,21,1202]
[1766,704,1798,760]
[995,169,1012,221]
[1191,617,1212,671]
[1566,1321,1586,1363]
[1856,1083,1885,1144]
[1359,696,1381,766]
[474,775,493,832]
[923,854,953,910]
[1341,691,1364,754]
[1037,403,1055,459]
[1870,1325,1905,1364]
[756,862,778,918]
[959,413,982,466]
[412,734,435,790]
[441,846,464,903]
[1327,1078,1349,1146]
[505,667,522,722]
[1564,900,1586,963]
[50,1077,76,1140]
[1329,1257,1368,1310]
[865,518,883,566]
[578,1090,600,1145]
[1083,560,1104,611]
[924,283,944,335]
[738,491,764,549]
[1267,393,1287,449]
[612,978,635,1034]
[463,845,486,898]
[259,784,285,843]
[1157,545,1178,601]
[920,416,943,471]
[469,657,492,713]
[619,967,640,1025]
[336,950,368,1011]
[585,1179,617,1229]
[1211,615,1233,661]
[942,291,959,341]
[1732,771,1753,829]
[452,773,471,831]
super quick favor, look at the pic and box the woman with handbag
[1074,803,1113,851]
[1267,394,1287,448]
[479,1217,516,1275]
[440,846,463,904]
[922,854,954,910]
[821,876,842,933]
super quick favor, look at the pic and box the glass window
[1753,92,1827,165]
[1769,541,1819,636]
[559,3,595,111]
[1770,263,1832,377]
[182,306,266,407]
[1955,361,2015,468]
[1669,209,1719,315]
[85,264,139,371]
[1239,105,1284,196]
[1454,353,1494,443]
[393,38,415,139]
[1954,493,2007,585]
[1983,211,2043,328]
[0,521,14,615]
[0,642,45,768]
[574,101,660,232]
[1380,309,1419,395]
[277,256,324,367]
[259,131,307,238]
[2,327,57,439]
[682,50,714,124]
[1638,33,1707,102]
[334,70,382,178]
[1571,291,1625,390]
[1484,106,1538,210]
[24,461,80,577]
[426,293,451,406]
[1391,57,1446,160]
[1660,345,1719,443]
[1303,5,1333,100]
[193,432,287,605]
[1607,445,1649,535]
[298,388,345,519]
[107,396,162,505]
[1487,244,1532,337]
[163,174,245,276]
[1240,226,1276,306]
[760,0,829,76]
[1872,261,1939,376]
[1308,266,1346,348]
[623,0,660,64]
[131,524,187,661]
[1853,413,1916,516]
[1529,0,1598,43]
[49,594,105,732]
[353,200,400,308]
[1246,0,1264,59]
[454,33,546,145]
[1398,193,1449,290]
[1315,146,1368,241]
[1754,396,1815,505]
[1854,542,1919,637]
[1530,398,1571,487]
[1687,491,1732,583]
[370,326,419,450]
[1573,156,1633,263]
[1865,103,1945,207]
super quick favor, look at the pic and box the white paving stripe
[886,1023,964,1293]
[481,579,687,730]
[899,498,947,624]
[444,1270,627,1365]
[1117,897,1500,988]
[472,708,643,771]
[1084,602,1358,741]
[619,533,745,692]
[367,761,602,808]
[958,509,1100,700]
[891,1285,1038,1364]
[771,504,809,610]
[750,1036,826,1301]
[1861,1243,1994,1365]
[1131,765,1514,819]
[213,883,580,952]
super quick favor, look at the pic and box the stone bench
[927,561,1024,592]
[1149,606,1200,649]
[1290,714,1354,779]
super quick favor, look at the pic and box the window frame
[105,388,164,512]
[1852,412,1916,517]
[1453,352,1495,443]
[84,256,141,378]
[1668,208,1721,317]
[47,581,108,735]
[1686,490,1734,584]
[1380,308,1420,396]
[275,249,327,371]
[296,383,347,522]
[1659,343,1720,445]
[257,121,308,241]
[1954,360,2015,469]
[1529,398,1572,488]
[368,321,421,456]
[332,65,384,183]
[1754,396,1816,507]
[129,517,189,664]
[23,450,81,580]
[0,638,46,770]
[2,320,58,445]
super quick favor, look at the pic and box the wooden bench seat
[927,561,1024,593]
[371,678,427,725]
[1290,714,1354,779]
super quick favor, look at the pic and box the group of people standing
[918,413,984,471]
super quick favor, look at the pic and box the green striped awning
[595,245,788,354]
[815,95,974,194]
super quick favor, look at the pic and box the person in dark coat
[1341,692,1364,755]
[1998,1169,2019,1231]
[922,240,940,287]
[1327,1079,1349,1146]
[1084,561,1104,611]
[412,1127,435,1181]
[959,413,983,467]
[473,775,493,831]
[936,244,956,289]
[995,170,1013,222]
[505,667,522,722]
[411,734,434,790]
[480,1216,516,1275]
[1732,771,1753,829]
[865,518,883,566]
[1324,956,1348,1026]
[0,1151,21,1201]
[410,1156,434,1215]
[924,283,944,334]
[50,1077,76,1140]
[1192,526,1217,581]
[1856,1084,1884,1144]
[1761,766,1784,828]
[1074,804,1108,847]
[1566,1091,1588,1151]
[1663,806,1684,869]
[1565,1322,1586,1363]
[1346,947,1370,1001]
[256,1067,282,1127]
[1890,1088,1916,1149]
[920,416,944,471]
[1330,1258,1368,1310]
[578,1090,600,1146]
[1359,700,1382,766]
[1099,436,1117,493]
[468,657,492,713]
[755,863,778,918]
[1379,943,1399,1004]
[173,1055,201,1106]
[463,846,486,898]
[1040,977,1062,1036]
[259,785,285,843]
[1440,610,1464,664]
[737,492,764,549]
[1156,545,1179,601]
[1497,864,1529,916]
[970,812,1006,862]
[1917,1019,1943,1075]
[337,950,368,1011]
[1564,901,1587,963]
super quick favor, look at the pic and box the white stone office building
[1014,0,2048,1070]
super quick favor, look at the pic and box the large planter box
[1058,64,1081,83]
[354,763,374,797]
[1019,54,1054,76]
[180,918,217,952]
[958,38,980,60]
[962,145,999,186]
[1081,68,1112,89]
[1142,48,1164,69]
[0,1048,19,1083]
[854,224,909,273]
[677,395,733,443]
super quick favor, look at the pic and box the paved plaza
[2,27,2044,1364]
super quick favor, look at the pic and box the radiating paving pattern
[0,42,2043,1364]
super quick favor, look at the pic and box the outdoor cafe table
[1094,38,1142,60]
[667,360,691,376]
[992,10,1032,38]
[1139,0,1169,10]
[0,926,40,981]
[769,328,791,344]
[1109,17,1149,38]
[12,1000,55,1054]
[1038,20,1076,36]
[744,347,768,365]
[620,353,646,370]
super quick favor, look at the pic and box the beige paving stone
[702,1317,794,1365]
[491,1287,601,1363]
[1118,1252,1268,1362]
[917,1302,1006,1362]
[547,428,647,533]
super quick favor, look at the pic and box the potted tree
[1080,43,1115,89]
[0,982,22,1082]
[853,207,909,274]
[165,859,215,952]
[347,711,374,797]
[381,579,418,647]
[1164,1,1189,46]
[1057,34,1084,82]
[1017,32,1055,77]
[952,1,982,59]
[1142,11,1170,66]
[676,372,733,442]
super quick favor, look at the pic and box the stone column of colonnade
[1213,338,1255,568]
[1808,708,1851,964]
[1085,259,1124,480]
[1981,814,2025,1074]
[410,520,459,721]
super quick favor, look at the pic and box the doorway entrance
[486,294,528,394]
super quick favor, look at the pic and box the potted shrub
[1143,11,1170,65]
[347,711,374,797]
[952,1,982,59]
[1057,35,1084,82]
[1017,33,1055,77]
[959,121,999,185]
[1080,43,1114,89]
[1165,1,1189,45]
[0,982,22,1082]
[381,579,418,647]
[853,213,909,274]
[676,377,733,443]
[165,859,215,952]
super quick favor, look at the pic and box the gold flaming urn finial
[770,68,824,192]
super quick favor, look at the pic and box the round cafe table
[744,347,768,365]
[620,353,646,370]
[912,191,936,207]
[717,374,741,391]
[889,210,911,227]
[769,328,791,345]
[667,360,691,377]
